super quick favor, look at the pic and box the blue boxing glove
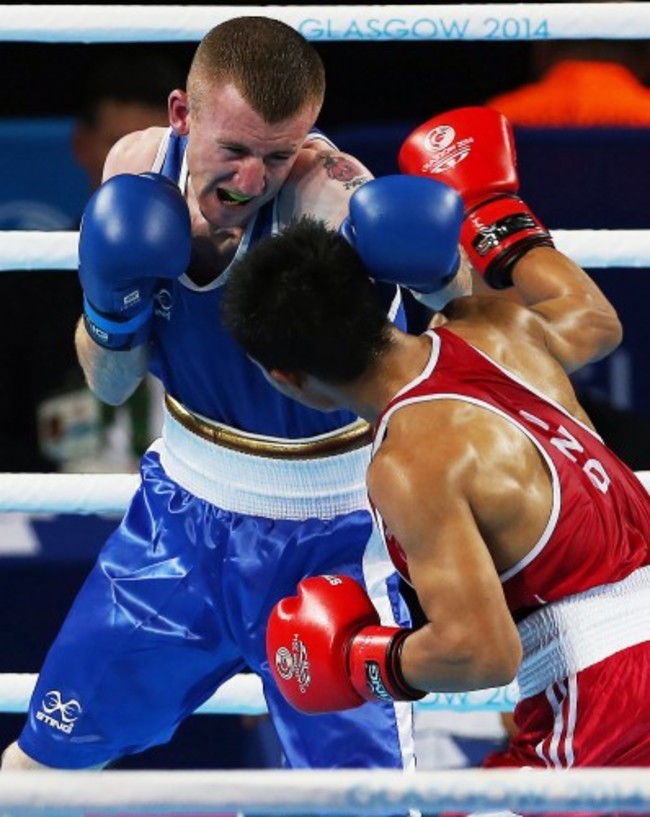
[340,175,464,310]
[79,172,192,350]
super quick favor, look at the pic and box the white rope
[0,672,270,716]
[0,231,78,271]
[552,230,650,270]
[0,767,648,814]
[3,229,650,271]
[1,4,650,43]
[0,473,141,515]
[1,471,648,515]
[0,672,520,715]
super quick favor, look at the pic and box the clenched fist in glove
[339,174,464,309]
[79,172,192,350]
[267,574,425,714]
[398,106,554,289]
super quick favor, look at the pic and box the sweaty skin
[365,247,621,693]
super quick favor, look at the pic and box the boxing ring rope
[0,473,140,515]
[2,3,650,42]
[1,768,650,815]
[0,671,521,715]
[3,229,650,271]
[2,471,649,515]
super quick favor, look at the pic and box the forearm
[77,173,190,395]
[512,246,623,369]
[75,318,148,406]
[399,619,522,693]
[398,107,623,366]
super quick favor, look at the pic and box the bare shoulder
[278,139,372,228]
[102,126,169,181]
[447,294,542,336]
[367,398,538,565]
[444,295,549,360]
[443,295,586,410]
[368,403,478,529]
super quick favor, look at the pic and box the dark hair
[79,49,185,125]
[222,217,392,383]
[188,16,325,122]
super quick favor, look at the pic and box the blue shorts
[19,449,415,787]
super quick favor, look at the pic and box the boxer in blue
[0,18,459,809]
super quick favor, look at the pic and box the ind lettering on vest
[519,409,610,494]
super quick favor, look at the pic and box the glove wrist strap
[83,296,153,351]
[349,625,426,703]
[462,193,555,289]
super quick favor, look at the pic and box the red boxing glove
[398,106,554,289]
[267,575,425,714]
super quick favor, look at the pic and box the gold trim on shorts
[164,393,372,459]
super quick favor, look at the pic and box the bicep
[369,443,522,689]
[511,248,623,372]
[402,496,505,629]
[369,451,508,626]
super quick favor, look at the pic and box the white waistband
[516,565,650,699]
[153,404,371,520]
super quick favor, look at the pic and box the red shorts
[475,642,650,817]
[484,642,650,770]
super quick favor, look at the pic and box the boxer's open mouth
[218,189,255,206]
